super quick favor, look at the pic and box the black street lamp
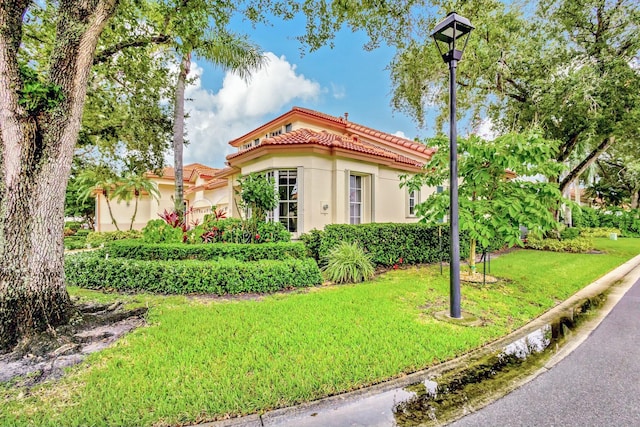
[431,12,474,319]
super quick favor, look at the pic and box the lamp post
[431,12,474,319]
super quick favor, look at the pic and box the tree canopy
[391,0,640,194]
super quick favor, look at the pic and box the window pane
[289,202,297,215]
[288,217,297,232]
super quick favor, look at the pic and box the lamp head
[431,12,474,63]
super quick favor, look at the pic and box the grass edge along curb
[65,254,322,295]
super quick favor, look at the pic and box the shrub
[560,227,580,240]
[103,240,307,261]
[64,221,83,232]
[322,242,375,284]
[190,218,290,244]
[573,206,640,237]
[525,235,595,253]
[86,230,142,247]
[256,221,291,243]
[65,254,322,295]
[142,219,184,244]
[315,223,471,267]
[75,229,91,237]
[580,227,622,238]
[299,229,324,260]
[64,236,87,250]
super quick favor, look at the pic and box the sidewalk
[208,254,640,427]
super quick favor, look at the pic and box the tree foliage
[402,132,565,271]
[391,0,640,194]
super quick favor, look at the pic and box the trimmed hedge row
[103,240,307,261]
[302,223,478,267]
[65,253,322,295]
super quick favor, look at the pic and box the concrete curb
[201,253,640,427]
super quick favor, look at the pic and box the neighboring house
[95,163,226,231]
[95,107,437,236]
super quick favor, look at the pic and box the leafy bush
[580,227,622,238]
[299,229,324,259]
[75,229,91,237]
[103,240,306,261]
[322,242,375,284]
[65,254,322,295]
[560,227,580,240]
[573,206,640,237]
[64,236,87,250]
[142,219,184,244]
[86,230,142,247]
[525,235,595,253]
[313,223,472,267]
[64,221,82,232]
[256,221,291,243]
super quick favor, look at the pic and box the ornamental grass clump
[323,241,375,284]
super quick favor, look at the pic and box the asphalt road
[449,278,640,427]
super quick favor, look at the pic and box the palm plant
[168,21,266,218]
[113,173,161,230]
[76,166,120,231]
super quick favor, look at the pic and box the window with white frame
[408,189,419,216]
[349,174,363,224]
[266,170,298,232]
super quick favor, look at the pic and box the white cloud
[393,130,408,139]
[180,52,322,168]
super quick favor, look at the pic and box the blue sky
[181,15,449,168]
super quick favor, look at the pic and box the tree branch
[93,34,171,64]
[560,136,615,193]
[558,132,581,163]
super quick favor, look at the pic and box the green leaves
[403,132,566,251]
[65,253,322,294]
[18,65,64,114]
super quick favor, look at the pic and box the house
[95,107,437,236]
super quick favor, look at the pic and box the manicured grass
[1,238,639,426]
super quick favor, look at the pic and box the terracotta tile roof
[291,107,435,157]
[146,163,219,181]
[227,129,424,168]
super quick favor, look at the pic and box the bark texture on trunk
[0,0,117,350]
[173,53,191,217]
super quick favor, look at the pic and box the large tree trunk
[173,52,191,218]
[0,0,117,350]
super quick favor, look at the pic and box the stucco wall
[231,153,434,236]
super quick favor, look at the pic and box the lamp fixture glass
[431,12,474,63]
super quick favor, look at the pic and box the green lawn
[2,238,639,426]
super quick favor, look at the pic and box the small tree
[76,167,121,231]
[237,173,279,242]
[113,172,161,230]
[402,131,565,273]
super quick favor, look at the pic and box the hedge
[572,206,640,237]
[103,240,307,261]
[65,253,322,295]
[302,223,479,267]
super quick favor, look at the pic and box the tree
[237,173,279,243]
[112,172,161,230]
[22,0,175,174]
[65,158,98,230]
[591,138,640,208]
[0,0,424,350]
[75,166,121,231]
[402,132,564,273]
[390,0,640,196]
[171,31,265,217]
